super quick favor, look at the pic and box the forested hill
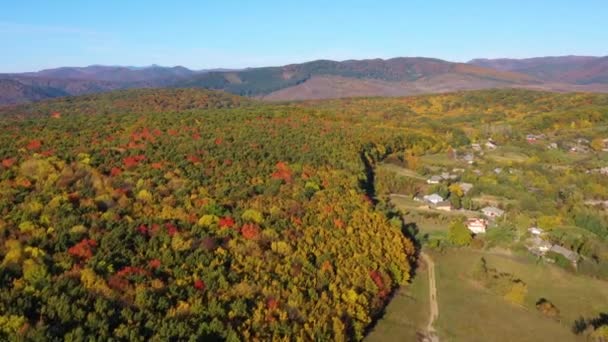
[0,88,421,340]
[0,88,251,117]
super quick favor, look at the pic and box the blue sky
[1,0,606,72]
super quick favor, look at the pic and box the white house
[423,194,444,205]
[549,245,579,265]
[528,227,544,236]
[481,206,504,219]
[527,237,552,256]
[466,218,488,234]
[463,154,475,164]
[458,182,473,194]
[427,175,442,184]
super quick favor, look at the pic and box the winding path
[420,252,440,342]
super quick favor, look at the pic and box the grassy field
[484,151,530,163]
[431,249,608,341]
[389,195,477,234]
[420,153,464,168]
[379,163,426,180]
[366,260,430,342]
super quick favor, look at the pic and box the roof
[482,206,504,215]
[528,227,544,235]
[466,218,487,226]
[423,194,444,202]
[550,245,579,261]
[459,182,473,192]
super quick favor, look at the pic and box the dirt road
[420,252,439,342]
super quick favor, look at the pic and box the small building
[435,201,452,212]
[494,167,503,174]
[471,143,482,152]
[549,245,579,265]
[547,142,558,150]
[485,141,497,150]
[423,193,444,205]
[427,175,443,184]
[440,172,458,181]
[528,227,544,236]
[526,237,552,256]
[463,154,475,164]
[481,206,504,219]
[459,182,474,194]
[466,218,488,234]
[527,134,546,143]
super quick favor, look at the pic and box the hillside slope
[469,56,608,84]
[0,88,250,117]
[0,79,68,105]
[176,57,538,98]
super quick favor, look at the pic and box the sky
[1,0,607,72]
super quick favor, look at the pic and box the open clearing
[366,259,430,342]
[432,249,608,341]
[379,163,427,180]
[369,248,608,342]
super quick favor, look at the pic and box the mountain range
[1,55,607,105]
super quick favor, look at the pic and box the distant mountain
[468,56,608,84]
[0,79,68,105]
[0,65,199,105]
[2,56,608,106]
[174,57,538,98]
[14,65,196,83]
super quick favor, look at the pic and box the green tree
[448,221,472,246]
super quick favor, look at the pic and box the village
[385,132,602,268]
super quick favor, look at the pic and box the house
[466,218,488,234]
[435,201,452,211]
[549,245,579,265]
[459,182,474,194]
[526,237,552,256]
[463,154,475,164]
[440,172,458,181]
[485,141,497,150]
[481,206,504,219]
[494,167,503,174]
[527,133,546,143]
[471,143,482,152]
[528,227,544,236]
[423,194,444,205]
[547,142,558,150]
[427,175,442,184]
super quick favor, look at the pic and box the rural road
[421,252,440,342]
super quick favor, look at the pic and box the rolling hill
[469,56,608,84]
[2,56,608,105]
[177,57,539,99]
[0,79,68,105]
